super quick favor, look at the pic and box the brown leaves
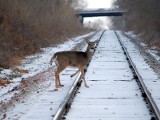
[0,79,13,86]
[15,67,28,74]
[2,113,6,119]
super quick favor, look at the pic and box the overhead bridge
[77,9,127,29]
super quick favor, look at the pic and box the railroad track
[52,30,106,120]
[53,30,160,120]
[115,31,160,120]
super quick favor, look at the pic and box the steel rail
[53,73,82,120]
[115,31,160,120]
[52,30,106,120]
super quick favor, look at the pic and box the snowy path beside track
[1,31,103,120]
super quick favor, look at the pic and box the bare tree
[112,0,160,46]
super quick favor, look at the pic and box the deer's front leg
[80,67,89,88]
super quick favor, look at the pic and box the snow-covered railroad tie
[54,30,160,120]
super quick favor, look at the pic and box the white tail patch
[54,55,59,67]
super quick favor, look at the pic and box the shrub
[111,0,160,47]
[0,0,86,68]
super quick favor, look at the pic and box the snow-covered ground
[65,30,151,120]
[125,31,160,63]
[0,30,160,120]
[0,31,103,119]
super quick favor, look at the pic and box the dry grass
[0,0,87,68]
[0,79,13,86]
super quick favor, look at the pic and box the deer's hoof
[58,84,64,88]
[70,75,73,78]
[54,88,58,91]
[85,85,89,88]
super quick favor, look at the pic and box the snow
[1,30,160,120]
[148,50,160,62]
[125,31,160,63]
[65,30,151,120]
[117,31,160,110]
[0,31,104,119]
[0,32,96,80]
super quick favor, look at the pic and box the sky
[85,0,114,9]
[83,0,114,29]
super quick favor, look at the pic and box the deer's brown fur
[50,42,95,89]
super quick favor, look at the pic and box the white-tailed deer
[50,41,95,89]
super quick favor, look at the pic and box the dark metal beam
[77,9,126,17]
[78,11,124,17]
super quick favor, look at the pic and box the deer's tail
[50,56,54,65]
[50,54,59,66]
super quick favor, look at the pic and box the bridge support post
[123,14,127,31]
[79,16,84,25]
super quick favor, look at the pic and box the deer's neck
[86,47,92,59]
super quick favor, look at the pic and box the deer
[50,41,96,90]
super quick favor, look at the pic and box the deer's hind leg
[70,69,80,77]
[55,67,64,88]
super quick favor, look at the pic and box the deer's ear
[88,41,96,45]
[88,41,95,44]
